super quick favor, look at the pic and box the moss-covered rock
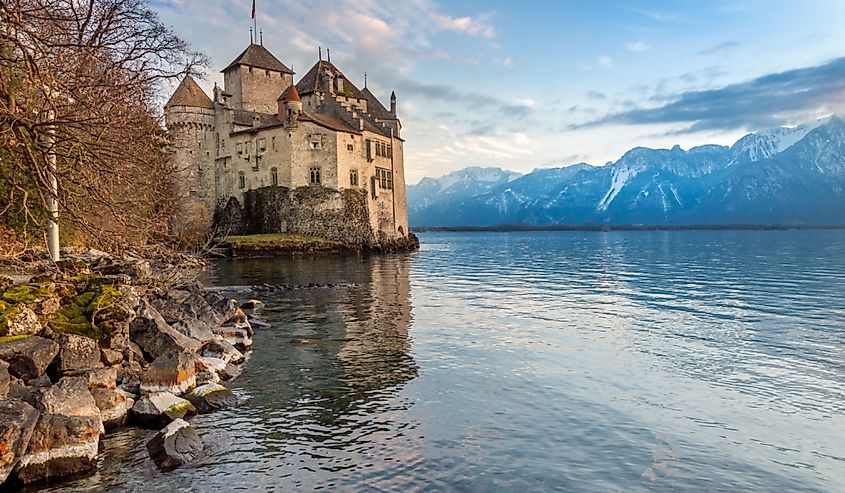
[47,283,129,348]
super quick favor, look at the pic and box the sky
[150,0,845,183]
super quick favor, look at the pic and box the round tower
[277,85,302,127]
[164,75,217,237]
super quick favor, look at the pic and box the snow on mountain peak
[730,119,828,164]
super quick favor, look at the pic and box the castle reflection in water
[206,254,418,427]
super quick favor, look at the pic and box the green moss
[1,284,52,305]
[166,401,195,414]
[47,281,127,347]
[0,334,30,344]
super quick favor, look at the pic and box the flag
[251,0,255,19]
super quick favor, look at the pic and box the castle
[164,41,411,247]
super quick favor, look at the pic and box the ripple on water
[32,231,845,492]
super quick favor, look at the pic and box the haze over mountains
[408,117,845,227]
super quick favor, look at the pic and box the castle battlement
[165,41,409,244]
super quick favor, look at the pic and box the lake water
[38,231,845,492]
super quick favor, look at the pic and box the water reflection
[202,254,420,489]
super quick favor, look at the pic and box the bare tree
[0,0,208,257]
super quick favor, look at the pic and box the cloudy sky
[151,0,845,183]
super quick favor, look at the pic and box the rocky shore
[0,251,260,487]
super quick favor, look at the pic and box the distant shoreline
[413,224,845,233]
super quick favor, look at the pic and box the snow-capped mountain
[728,120,826,164]
[409,118,845,227]
[407,166,522,214]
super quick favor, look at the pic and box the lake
[39,231,845,492]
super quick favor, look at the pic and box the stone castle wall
[214,185,376,246]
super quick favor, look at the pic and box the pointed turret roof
[295,60,364,99]
[277,84,300,102]
[360,87,392,120]
[222,43,293,74]
[165,75,213,109]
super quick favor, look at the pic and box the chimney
[390,91,397,116]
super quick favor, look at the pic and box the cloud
[627,7,683,22]
[696,41,740,56]
[625,40,652,53]
[576,57,845,132]
[394,77,535,119]
[502,57,514,68]
[597,55,614,69]
[586,91,606,100]
[431,12,496,38]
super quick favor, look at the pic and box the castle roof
[222,43,293,74]
[230,109,360,135]
[277,84,300,102]
[295,60,364,99]
[165,75,213,109]
[360,87,393,120]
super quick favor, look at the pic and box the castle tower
[164,75,216,232]
[222,43,294,113]
[277,85,302,128]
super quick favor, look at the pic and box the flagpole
[252,0,257,43]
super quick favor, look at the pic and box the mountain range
[407,117,845,227]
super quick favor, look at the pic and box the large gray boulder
[91,388,133,430]
[194,356,222,385]
[145,418,204,471]
[200,339,245,365]
[185,383,238,414]
[153,288,222,329]
[15,377,103,484]
[170,318,216,343]
[129,391,196,428]
[39,377,103,431]
[65,367,117,391]
[211,326,252,352]
[0,336,59,381]
[140,351,197,395]
[0,399,40,484]
[129,301,199,359]
[50,334,103,374]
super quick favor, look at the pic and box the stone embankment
[0,251,262,487]
[215,232,420,257]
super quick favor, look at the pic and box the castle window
[238,171,245,189]
[347,144,354,152]
[248,67,253,73]
[387,144,392,158]
[271,167,278,186]
[309,135,322,150]
[310,167,321,184]
[272,136,276,151]
[258,138,266,152]
[236,143,243,155]
[375,168,393,190]
[265,70,270,77]
[350,169,358,186]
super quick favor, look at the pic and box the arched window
[238,171,245,189]
[349,169,358,186]
[271,167,278,186]
[310,167,321,184]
